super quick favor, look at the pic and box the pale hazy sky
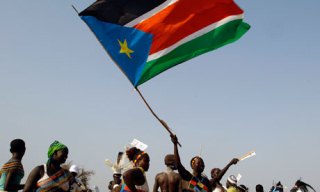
[1,1,319,192]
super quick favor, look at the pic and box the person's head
[256,184,264,192]
[211,168,221,179]
[47,140,68,164]
[226,175,237,188]
[270,182,283,192]
[69,164,80,177]
[274,182,283,192]
[238,185,249,192]
[190,156,205,174]
[10,139,26,158]
[108,180,114,191]
[164,154,176,169]
[291,180,316,192]
[113,173,122,185]
[126,147,150,171]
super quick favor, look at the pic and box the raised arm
[212,158,238,183]
[170,135,192,181]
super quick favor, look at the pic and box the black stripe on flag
[79,0,166,25]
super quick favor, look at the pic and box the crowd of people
[0,139,86,192]
[105,135,316,192]
[0,138,316,192]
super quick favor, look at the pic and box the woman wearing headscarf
[171,135,211,192]
[0,139,26,192]
[120,147,150,192]
[23,141,72,192]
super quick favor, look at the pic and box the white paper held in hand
[130,138,148,151]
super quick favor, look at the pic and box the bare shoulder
[169,171,180,177]
[167,172,181,181]
[155,172,167,180]
[30,165,45,178]
[34,165,44,172]
[156,172,166,177]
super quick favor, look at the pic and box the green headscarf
[47,140,67,158]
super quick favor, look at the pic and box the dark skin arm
[171,135,192,181]
[152,174,160,192]
[210,158,238,187]
[3,171,24,191]
[178,178,182,192]
[23,165,44,192]
[122,168,145,192]
[214,158,238,182]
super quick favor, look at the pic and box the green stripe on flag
[136,20,250,86]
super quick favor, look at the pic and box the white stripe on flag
[147,14,244,62]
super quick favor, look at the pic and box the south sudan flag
[79,0,250,87]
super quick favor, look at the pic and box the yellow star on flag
[118,39,134,58]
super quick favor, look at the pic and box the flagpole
[135,87,181,147]
[71,5,79,14]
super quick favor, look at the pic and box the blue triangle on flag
[81,16,153,86]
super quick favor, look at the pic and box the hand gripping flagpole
[135,87,181,147]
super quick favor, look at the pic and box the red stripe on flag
[134,0,243,54]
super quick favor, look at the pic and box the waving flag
[79,0,250,87]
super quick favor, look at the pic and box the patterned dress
[188,176,210,192]
[36,164,72,192]
[0,159,24,192]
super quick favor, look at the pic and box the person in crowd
[23,140,72,192]
[290,180,316,192]
[69,165,86,192]
[0,139,26,192]
[269,182,283,192]
[226,175,238,192]
[108,172,122,192]
[210,158,239,192]
[255,184,264,192]
[237,185,248,192]
[120,147,150,192]
[153,154,181,192]
[108,152,124,192]
[171,135,211,192]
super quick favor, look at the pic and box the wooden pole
[135,87,181,147]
